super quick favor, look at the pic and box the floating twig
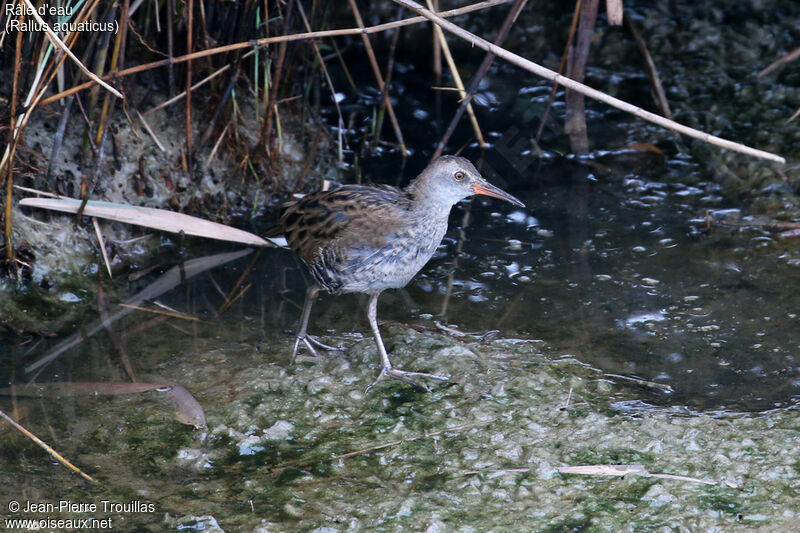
[464,463,739,487]
[0,409,97,483]
[557,464,739,487]
[118,303,203,322]
[757,46,800,77]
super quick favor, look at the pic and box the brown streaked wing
[279,185,412,265]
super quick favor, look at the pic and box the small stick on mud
[336,420,493,459]
[136,111,166,152]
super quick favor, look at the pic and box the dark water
[12,158,800,412]
[3,5,800,531]
[421,164,800,412]
[260,150,800,413]
[5,1,800,416]
[289,23,800,412]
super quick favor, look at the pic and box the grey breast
[335,211,448,293]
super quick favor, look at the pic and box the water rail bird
[270,155,525,391]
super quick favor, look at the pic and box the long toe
[366,367,449,393]
[291,334,346,364]
[306,334,345,352]
[290,336,321,364]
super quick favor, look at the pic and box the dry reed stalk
[37,0,512,108]
[4,14,23,262]
[297,0,344,162]
[425,0,486,148]
[433,0,529,159]
[143,59,238,116]
[371,6,405,150]
[95,8,121,147]
[94,1,130,145]
[20,0,122,98]
[136,110,166,152]
[86,7,113,151]
[758,46,800,77]
[348,0,408,156]
[167,0,176,95]
[626,12,671,119]
[606,0,623,25]
[535,0,582,144]
[291,126,323,194]
[565,0,599,154]
[263,0,294,150]
[196,70,238,152]
[329,38,358,91]
[1,0,102,178]
[91,217,112,278]
[432,0,442,81]
[185,0,194,164]
[205,121,231,168]
[46,97,74,186]
[393,0,785,163]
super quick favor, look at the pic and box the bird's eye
[454,171,465,181]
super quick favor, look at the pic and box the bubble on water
[625,310,667,327]
[507,239,523,251]
[666,352,683,363]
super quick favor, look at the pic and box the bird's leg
[364,292,448,392]
[291,286,342,363]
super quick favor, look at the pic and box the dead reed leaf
[19,197,285,247]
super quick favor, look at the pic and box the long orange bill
[472,181,525,208]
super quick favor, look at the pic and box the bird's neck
[405,180,455,220]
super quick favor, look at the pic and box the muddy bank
[2,316,796,531]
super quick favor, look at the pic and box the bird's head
[411,155,525,209]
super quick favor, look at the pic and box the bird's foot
[365,367,449,393]
[307,334,344,352]
[290,334,344,364]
